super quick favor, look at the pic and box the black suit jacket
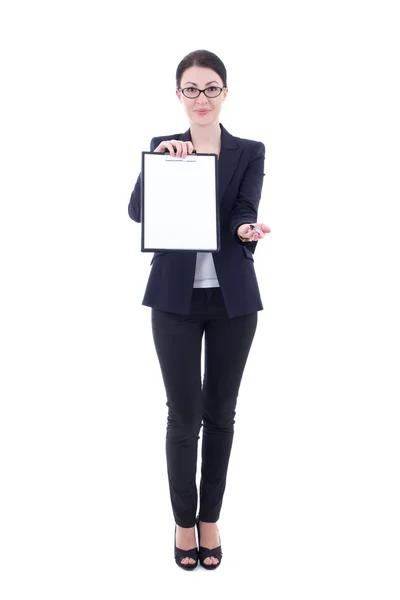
[128,123,266,318]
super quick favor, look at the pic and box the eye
[207,87,219,91]
[186,87,197,92]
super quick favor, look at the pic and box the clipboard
[141,150,220,252]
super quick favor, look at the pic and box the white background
[1,1,399,598]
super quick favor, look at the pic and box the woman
[128,49,270,570]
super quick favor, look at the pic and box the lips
[196,110,210,114]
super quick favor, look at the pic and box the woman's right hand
[153,139,194,158]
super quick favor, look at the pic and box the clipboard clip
[164,149,197,162]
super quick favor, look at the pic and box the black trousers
[151,287,258,528]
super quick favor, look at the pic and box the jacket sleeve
[128,137,158,222]
[230,142,266,245]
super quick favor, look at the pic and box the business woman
[128,49,270,570]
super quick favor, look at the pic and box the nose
[196,97,209,108]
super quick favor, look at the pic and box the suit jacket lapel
[178,123,239,203]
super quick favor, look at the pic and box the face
[176,66,228,126]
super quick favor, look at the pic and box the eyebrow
[182,80,220,86]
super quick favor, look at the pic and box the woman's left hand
[237,223,271,241]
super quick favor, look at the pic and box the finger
[169,140,182,156]
[176,141,186,158]
[164,142,175,156]
[175,141,183,158]
[168,140,179,157]
[183,142,192,156]
[182,141,192,157]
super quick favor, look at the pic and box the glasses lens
[183,88,200,98]
[205,87,222,98]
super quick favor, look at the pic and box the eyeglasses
[178,86,226,99]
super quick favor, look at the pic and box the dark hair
[176,49,227,89]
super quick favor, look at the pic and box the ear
[176,88,182,103]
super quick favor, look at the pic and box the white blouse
[193,252,220,288]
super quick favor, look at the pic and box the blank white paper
[142,152,218,251]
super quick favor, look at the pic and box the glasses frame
[178,86,226,99]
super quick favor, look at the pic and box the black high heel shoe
[174,525,199,570]
[195,517,223,570]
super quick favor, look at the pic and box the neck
[190,121,221,147]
